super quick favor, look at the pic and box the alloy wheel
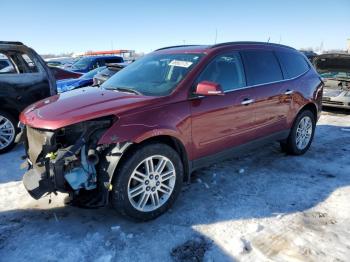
[295,116,313,150]
[127,155,176,212]
[0,115,15,150]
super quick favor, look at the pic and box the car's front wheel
[111,143,183,221]
[0,111,17,154]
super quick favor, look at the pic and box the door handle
[284,90,294,95]
[241,98,254,105]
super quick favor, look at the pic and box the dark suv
[20,42,323,221]
[0,41,56,153]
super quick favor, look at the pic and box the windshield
[71,57,92,70]
[80,66,106,79]
[320,71,350,80]
[101,53,203,96]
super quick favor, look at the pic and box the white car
[314,53,350,109]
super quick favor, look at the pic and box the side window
[0,53,16,74]
[197,52,246,92]
[241,50,283,86]
[92,60,103,69]
[276,51,309,79]
[98,59,105,66]
[105,57,123,64]
[21,53,38,73]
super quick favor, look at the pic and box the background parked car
[0,41,56,153]
[314,53,350,109]
[57,66,106,93]
[45,57,76,68]
[93,62,127,86]
[68,55,124,73]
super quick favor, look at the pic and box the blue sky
[2,0,349,54]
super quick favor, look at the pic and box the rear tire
[111,143,183,221]
[0,110,17,154]
[281,110,315,155]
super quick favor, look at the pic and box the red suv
[20,42,323,221]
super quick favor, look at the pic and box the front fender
[97,101,192,157]
[98,122,187,146]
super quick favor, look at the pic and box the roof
[154,41,295,53]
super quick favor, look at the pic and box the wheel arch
[120,135,191,183]
[295,102,318,124]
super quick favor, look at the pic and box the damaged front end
[22,116,122,207]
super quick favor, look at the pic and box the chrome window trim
[222,68,310,94]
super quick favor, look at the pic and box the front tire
[111,143,183,221]
[0,111,17,154]
[281,110,315,155]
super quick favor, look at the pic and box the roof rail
[210,41,294,50]
[155,45,201,51]
[0,41,24,45]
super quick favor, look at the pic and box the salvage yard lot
[0,109,350,262]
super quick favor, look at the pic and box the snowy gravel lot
[0,109,350,262]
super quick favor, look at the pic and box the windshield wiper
[107,86,142,95]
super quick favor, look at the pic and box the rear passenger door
[240,50,291,137]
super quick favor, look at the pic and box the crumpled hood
[20,87,155,130]
[314,53,350,73]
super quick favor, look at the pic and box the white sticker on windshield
[169,60,193,68]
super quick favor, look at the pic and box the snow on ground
[0,109,350,262]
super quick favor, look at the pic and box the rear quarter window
[276,51,309,79]
[240,50,283,86]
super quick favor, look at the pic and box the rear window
[241,50,283,86]
[276,51,309,78]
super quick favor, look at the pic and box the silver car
[314,53,350,109]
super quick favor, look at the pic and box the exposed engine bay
[21,117,130,207]
[314,53,350,109]
[323,78,350,94]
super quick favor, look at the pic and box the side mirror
[194,81,224,96]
